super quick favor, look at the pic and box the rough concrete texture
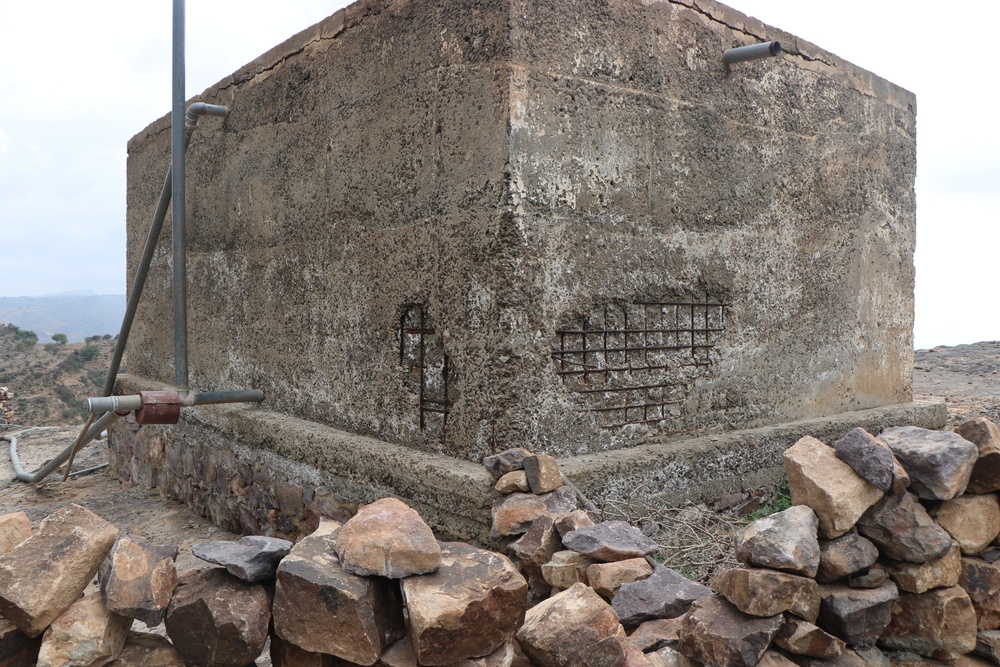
[125,0,920,459]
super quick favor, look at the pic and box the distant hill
[0,295,126,344]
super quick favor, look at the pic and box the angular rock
[588,558,654,600]
[853,647,891,667]
[107,631,185,667]
[99,534,178,626]
[849,567,888,589]
[833,428,895,493]
[0,513,31,557]
[758,650,801,667]
[856,492,952,563]
[817,533,880,583]
[677,594,783,667]
[712,567,820,621]
[335,497,441,578]
[775,616,846,659]
[540,550,593,589]
[191,534,291,582]
[932,494,1000,555]
[165,568,270,667]
[959,557,1000,630]
[736,505,821,577]
[484,448,533,481]
[612,565,712,627]
[817,582,898,649]
[879,426,978,500]
[878,586,977,657]
[402,542,527,666]
[513,514,561,569]
[793,648,869,667]
[270,634,338,667]
[274,520,404,663]
[0,616,41,667]
[628,617,684,652]
[883,543,962,594]
[496,471,531,494]
[37,591,132,667]
[562,521,658,562]
[975,630,1000,665]
[0,503,119,637]
[523,454,563,495]
[516,582,628,667]
[784,437,883,538]
[491,487,577,540]
[955,418,1000,494]
[553,510,595,537]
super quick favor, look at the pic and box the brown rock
[878,586,977,657]
[553,510,595,537]
[335,497,441,578]
[883,543,962,594]
[379,638,420,667]
[562,521,658,562]
[974,630,1000,665]
[516,582,628,667]
[758,650,801,667]
[953,653,997,667]
[540,550,593,589]
[484,448,533,481]
[879,426,978,500]
[932,494,1000,555]
[402,542,527,666]
[624,645,655,667]
[37,591,132,667]
[513,514,561,569]
[849,566,888,589]
[107,631,185,667]
[524,454,563,495]
[0,513,31,557]
[677,594,783,667]
[496,471,531,494]
[613,565,712,627]
[775,616,846,659]
[274,520,404,664]
[712,567,820,621]
[99,534,178,626]
[164,568,270,667]
[856,492,953,563]
[817,533,880,583]
[736,505,821,577]
[270,634,338,667]
[954,418,1000,494]
[588,558,653,599]
[0,503,119,637]
[833,428,895,493]
[0,616,41,667]
[784,437,884,538]
[491,487,577,540]
[794,648,869,667]
[959,557,1000,630]
[628,617,684,652]
[817,582,899,649]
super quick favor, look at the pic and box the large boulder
[677,595,783,667]
[931,494,1000,555]
[562,521,658,563]
[856,491,953,563]
[736,505,821,577]
[832,428,895,493]
[99,534,179,626]
[712,567,820,621]
[878,586,978,657]
[491,488,577,540]
[612,565,712,627]
[335,498,441,579]
[817,583,898,649]
[878,426,978,500]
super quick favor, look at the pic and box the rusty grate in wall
[400,305,450,441]
[552,300,727,429]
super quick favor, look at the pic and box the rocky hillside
[0,323,116,426]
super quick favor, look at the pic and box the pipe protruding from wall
[723,41,781,65]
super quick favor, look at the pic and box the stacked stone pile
[1,386,14,424]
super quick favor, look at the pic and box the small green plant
[744,477,792,522]
[79,344,101,360]
[51,333,68,345]
[9,326,38,350]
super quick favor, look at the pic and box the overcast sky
[1,2,996,350]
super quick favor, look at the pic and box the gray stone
[856,491,952,563]
[879,426,978,500]
[107,632,185,667]
[712,567,820,621]
[0,503,119,637]
[491,487,577,540]
[516,583,628,667]
[883,543,962,594]
[485,449,533,481]
[775,616,846,659]
[402,542,527,666]
[100,534,179,626]
[273,520,405,664]
[960,557,1000,631]
[191,534,291,582]
[975,630,1000,665]
[164,568,270,667]
[677,595,783,667]
[612,565,712,627]
[817,533,880,583]
[523,454,563,495]
[736,505,821,577]
[562,521,658,563]
[335,497,442,578]
[817,582,898,650]
[955,418,1000,494]
[37,591,132,667]
[833,428,895,493]
[878,586,977,657]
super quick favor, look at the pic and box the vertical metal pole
[172,0,189,389]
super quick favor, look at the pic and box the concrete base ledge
[112,375,945,543]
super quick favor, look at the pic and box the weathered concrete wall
[125,0,918,465]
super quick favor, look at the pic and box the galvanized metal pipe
[723,41,781,65]
[173,0,189,390]
[5,411,120,483]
